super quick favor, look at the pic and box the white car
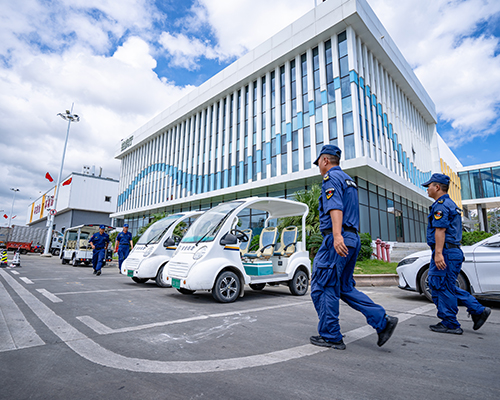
[397,233,500,301]
[164,197,311,303]
[122,211,203,287]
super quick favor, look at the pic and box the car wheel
[289,269,309,296]
[132,277,149,284]
[177,288,196,295]
[61,257,68,264]
[54,249,60,256]
[155,265,171,288]
[420,267,469,302]
[212,271,241,303]
[249,283,266,291]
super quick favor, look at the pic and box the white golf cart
[121,211,203,287]
[164,197,311,303]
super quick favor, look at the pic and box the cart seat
[239,229,253,256]
[244,227,278,260]
[274,226,298,256]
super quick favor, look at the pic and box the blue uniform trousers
[92,248,105,272]
[311,234,387,342]
[118,245,130,269]
[428,248,484,329]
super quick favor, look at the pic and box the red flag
[62,177,72,186]
[45,172,54,182]
[3,214,7,219]
[12,216,16,219]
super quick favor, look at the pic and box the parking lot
[1,253,499,400]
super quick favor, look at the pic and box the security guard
[89,225,110,276]
[423,173,491,334]
[310,145,398,350]
[115,224,133,272]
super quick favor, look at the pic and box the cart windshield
[137,214,184,245]
[181,202,243,243]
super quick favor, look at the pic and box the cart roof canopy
[239,197,308,219]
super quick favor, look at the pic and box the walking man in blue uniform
[423,173,491,334]
[115,224,133,272]
[310,145,398,350]
[89,225,110,276]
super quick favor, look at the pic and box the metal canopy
[239,197,309,219]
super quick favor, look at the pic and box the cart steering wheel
[230,229,249,242]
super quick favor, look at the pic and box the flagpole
[42,104,80,256]
[8,188,19,228]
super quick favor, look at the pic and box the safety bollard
[375,238,382,260]
[380,241,387,261]
[10,249,21,268]
[1,250,7,267]
[385,243,391,263]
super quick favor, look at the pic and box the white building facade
[112,0,459,242]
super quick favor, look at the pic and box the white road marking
[0,279,45,352]
[0,269,434,374]
[19,277,34,284]
[10,270,20,275]
[36,289,63,303]
[77,301,312,335]
[55,288,150,295]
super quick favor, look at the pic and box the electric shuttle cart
[121,211,203,287]
[164,197,311,303]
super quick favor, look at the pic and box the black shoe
[429,322,463,335]
[472,307,491,331]
[96,270,101,276]
[93,270,97,275]
[377,315,398,347]
[310,335,346,350]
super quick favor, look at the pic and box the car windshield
[137,214,184,245]
[181,202,243,243]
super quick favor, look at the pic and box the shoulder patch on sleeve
[345,179,357,188]
[456,208,462,215]
[325,188,335,199]
[434,210,443,220]
[437,199,444,204]
[323,174,329,181]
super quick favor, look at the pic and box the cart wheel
[289,269,308,296]
[249,283,266,291]
[155,265,171,288]
[61,257,68,264]
[132,277,149,284]
[177,288,196,295]
[212,271,241,303]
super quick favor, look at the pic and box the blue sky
[0,0,499,224]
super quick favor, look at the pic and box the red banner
[3,214,7,219]
[45,172,54,182]
[62,177,72,186]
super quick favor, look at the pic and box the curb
[353,274,398,287]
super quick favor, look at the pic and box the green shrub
[249,234,260,252]
[358,232,373,261]
[461,231,493,246]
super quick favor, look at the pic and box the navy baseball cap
[124,224,129,228]
[422,173,450,187]
[313,144,342,166]
[99,225,105,229]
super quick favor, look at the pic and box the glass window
[359,187,369,206]
[380,210,388,240]
[369,191,378,208]
[359,204,369,234]
[343,112,354,134]
[480,168,495,198]
[470,170,482,198]
[492,167,500,197]
[387,212,396,241]
[370,208,380,239]
[329,118,337,143]
[459,172,471,200]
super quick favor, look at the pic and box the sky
[1,0,499,226]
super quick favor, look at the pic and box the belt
[430,243,460,250]
[321,226,358,236]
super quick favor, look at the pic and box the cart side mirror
[163,237,176,248]
[220,232,237,246]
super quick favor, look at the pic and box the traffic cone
[0,250,7,267]
[10,249,21,268]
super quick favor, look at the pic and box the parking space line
[0,278,45,352]
[10,270,20,275]
[0,269,438,374]
[77,300,312,335]
[36,289,63,303]
[19,277,34,284]
[55,288,149,295]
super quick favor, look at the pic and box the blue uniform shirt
[318,166,359,245]
[117,231,133,247]
[89,232,110,250]
[426,194,462,246]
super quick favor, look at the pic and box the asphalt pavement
[0,253,499,400]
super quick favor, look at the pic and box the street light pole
[42,104,80,256]
[8,188,19,228]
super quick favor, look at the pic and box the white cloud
[368,0,500,146]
